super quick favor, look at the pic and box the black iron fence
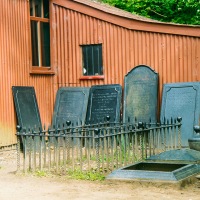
[16,117,182,174]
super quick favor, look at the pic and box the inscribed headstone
[52,87,90,127]
[86,84,122,124]
[123,65,158,123]
[12,86,42,129]
[160,82,200,147]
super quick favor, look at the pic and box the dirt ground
[0,150,200,200]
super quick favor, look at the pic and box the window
[30,0,50,68]
[81,44,103,76]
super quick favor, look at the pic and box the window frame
[79,44,104,80]
[29,0,54,75]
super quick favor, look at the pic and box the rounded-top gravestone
[123,65,158,124]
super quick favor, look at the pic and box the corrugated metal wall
[52,2,199,122]
[0,0,55,147]
[53,4,200,92]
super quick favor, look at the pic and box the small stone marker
[53,87,90,127]
[12,86,42,129]
[86,84,122,124]
[160,82,200,147]
[123,65,158,123]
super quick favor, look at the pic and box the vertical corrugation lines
[0,0,55,147]
[53,3,199,93]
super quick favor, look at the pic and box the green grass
[34,170,48,177]
[67,169,105,181]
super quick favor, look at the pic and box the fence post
[16,125,21,173]
[138,122,144,160]
[94,128,100,172]
[163,117,166,152]
[22,127,27,173]
[177,117,182,149]
[66,121,71,162]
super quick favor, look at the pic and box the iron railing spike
[16,125,21,132]
[66,120,71,126]
[163,117,166,124]
[177,117,182,123]
[106,115,110,122]
[194,125,200,134]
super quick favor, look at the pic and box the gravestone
[160,82,200,147]
[123,65,158,123]
[12,86,42,150]
[86,84,122,124]
[52,87,90,127]
[12,86,42,129]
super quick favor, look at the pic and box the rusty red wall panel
[53,3,200,117]
[53,4,199,87]
[0,0,55,147]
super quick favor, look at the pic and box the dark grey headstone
[12,86,42,129]
[86,84,122,124]
[53,87,90,127]
[160,82,200,147]
[123,65,158,123]
[12,86,42,150]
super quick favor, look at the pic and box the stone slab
[86,84,122,124]
[52,87,90,127]
[147,149,200,164]
[160,82,200,147]
[123,65,158,123]
[12,86,42,129]
[106,162,200,182]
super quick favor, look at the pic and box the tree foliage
[101,0,200,25]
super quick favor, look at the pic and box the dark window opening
[82,44,103,76]
[30,0,50,67]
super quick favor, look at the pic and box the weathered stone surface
[12,86,42,150]
[147,149,200,164]
[106,162,200,182]
[12,86,42,129]
[160,82,200,147]
[53,87,90,126]
[123,65,158,123]
[86,84,122,124]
